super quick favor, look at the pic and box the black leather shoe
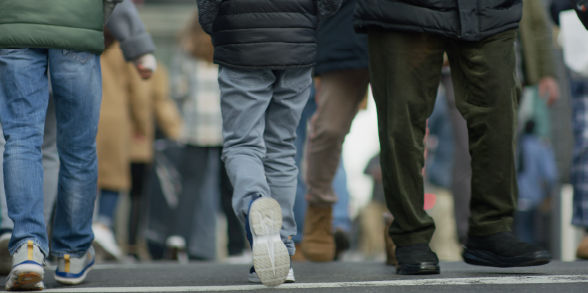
[395,244,440,275]
[463,231,551,267]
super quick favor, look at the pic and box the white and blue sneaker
[247,197,290,287]
[5,240,45,291]
[54,246,95,285]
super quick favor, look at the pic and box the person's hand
[133,54,157,80]
[538,76,560,106]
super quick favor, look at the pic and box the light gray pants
[0,96,60,232]
[218,66,312,256]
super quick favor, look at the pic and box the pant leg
[96,189,119,228]
[180,146,218,260]
[442,71,471,244]
[128,162,147,247]
[332,158,351,233]
[42,96,60,228]
[0,124,13,233]
[218,154,244,255]
[367,31,444,246]
[0,49,50,255]
[571,92,588,228]
[446,29,519,237]
[293,93,315,244]
[0,97,61,234]
[219,66,275,225]
[49,49,102,257]
[264,68,313,255]
[305,69,369,205]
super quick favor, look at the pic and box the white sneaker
[247,197,290,287]
[92,223,122,260]
[0,232,12,275]
[54,246,95,285]
[5,240,45,291]
[165,235,188,264]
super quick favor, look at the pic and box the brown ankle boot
[577,235,588,259]
[301,204,335,262]
[384,212,398,266]
[292,243,307,262]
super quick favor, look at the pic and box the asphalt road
[2,261,587,292]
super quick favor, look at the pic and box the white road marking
[36,275,588,292]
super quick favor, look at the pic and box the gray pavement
[2,261,587,292]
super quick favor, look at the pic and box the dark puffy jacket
[354,0,522,41]
[211,0,318,69]
[0,0,105,53]
[315,0,368,75]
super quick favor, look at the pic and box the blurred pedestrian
[514,120,558,244]
[550,0,588,260]
[164,13,237,261]
[300,0,368,263]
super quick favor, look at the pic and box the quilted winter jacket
[0,0,107,53]
[354,0,522,42]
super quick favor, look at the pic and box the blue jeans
[0,96,60,234]
[96,189,120,228]
[219,66,312,256]
[570,76,588,228]
[0,48,101,257]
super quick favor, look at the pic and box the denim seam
[10,238,47,259]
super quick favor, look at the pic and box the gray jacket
[197,0,342,34]
[106,0,155,61]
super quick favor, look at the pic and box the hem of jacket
[314,60,368,76]
[353,21,520,42]
[214,60,315,70]
[0,24,104,54]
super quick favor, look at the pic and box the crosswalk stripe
[38,275,588,292]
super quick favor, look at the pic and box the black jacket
[197,0,342,69]
[354,0,522,41]
[550,0,588,29]
[315,0,368,75]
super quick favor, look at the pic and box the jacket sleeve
[197,0,222,35]
[104,0,123,22]
[106,0,156,61]
[521,0,556,82]
[317,0,343,16]
[151,66,184,140]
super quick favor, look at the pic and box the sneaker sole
[54,262,94,285]
[249,268,295,284]
[249,197,290,287]
[463,248,551,267]
[396,262,440,275]
[6,264,44,291]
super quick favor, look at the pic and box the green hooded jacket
[0,0,105,53]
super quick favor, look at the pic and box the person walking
[196,0,342,286]
[300,0,369,262]
[355,0,551,275]
[0,0,121,289]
